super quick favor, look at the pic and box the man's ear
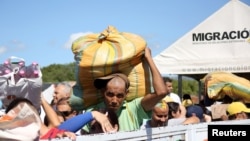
[126,89,129,94]
[171,111,175,116]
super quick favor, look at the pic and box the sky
[1,0,250,68]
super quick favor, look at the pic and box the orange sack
[70,25,153,110]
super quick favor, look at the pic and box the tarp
[154,0,250,79]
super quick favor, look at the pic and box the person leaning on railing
[224,101,250,120]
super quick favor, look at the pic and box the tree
[41,63,199,96]
[41,63,76,83]
[172,77,199,96]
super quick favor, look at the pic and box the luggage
[202,71,250,103]
[70,26,153,110]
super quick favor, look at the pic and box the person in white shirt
[162,77,181,104]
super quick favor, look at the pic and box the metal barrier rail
[43,119,250,141]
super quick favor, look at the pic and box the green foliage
[41,63,76,83]
[41,63,199,96]
[172,78,199,96]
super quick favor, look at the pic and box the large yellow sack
[201,71,250,103]
[70,26,153,110]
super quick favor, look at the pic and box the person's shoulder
[85,102,105,112]
[126,97,143,104]
[125,97,145,111]
[170,92,179,97]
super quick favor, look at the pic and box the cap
[182,99,193,107]
[94,73,130,89]
[227,102,250,116]
[186,105,204,120]
[162,96,174,103]
[155,100,168,109]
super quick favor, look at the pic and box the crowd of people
[1,47,250,140]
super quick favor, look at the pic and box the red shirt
[40,128,65,139]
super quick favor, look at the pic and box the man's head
[183,94,191,100]
[182,94,193,107]
[163,77,173,94]
[186,105,204,121]
[151,100,169,127]
[94,73,130,112]
[53,82,72,104]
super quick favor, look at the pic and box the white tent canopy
[154,0,250,80]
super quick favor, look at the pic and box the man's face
[53,85,67,104]
[103,77,127,112]
[165,82,173,94]
[151,107,169,127]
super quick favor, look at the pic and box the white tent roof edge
[154,0,250,76]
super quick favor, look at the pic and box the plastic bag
[0,102,41,141]
[0,56,42,111]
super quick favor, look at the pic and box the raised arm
[141,47,167,111]
[41,94,61,127]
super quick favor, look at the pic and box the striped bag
[70,26,153,110]
[201,71,250,103]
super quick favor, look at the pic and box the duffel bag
[70,25,153,110]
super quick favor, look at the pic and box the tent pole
[198,81,202,103]
[178,75,182,99]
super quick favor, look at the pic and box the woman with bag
[1,97,117,140]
